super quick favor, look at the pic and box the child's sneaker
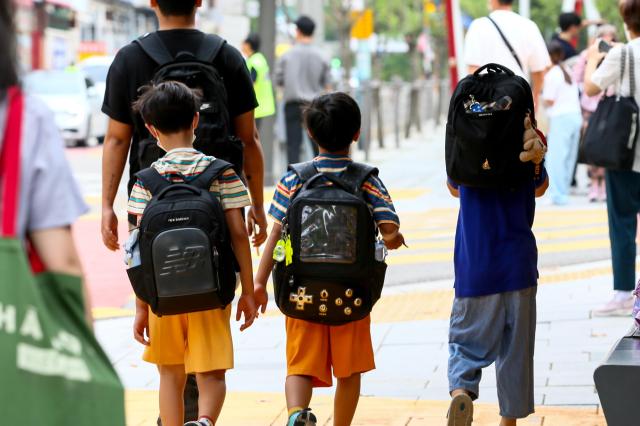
[287,408,317,426]
[447,393,473,426]
[184,418,213,426]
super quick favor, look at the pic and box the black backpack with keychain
[272,162,388,325]
[126,160,238,316]
[133,33,244,176]
[445,63,536,189]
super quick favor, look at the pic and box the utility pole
[258,0,277,183]
[519,0,530,19]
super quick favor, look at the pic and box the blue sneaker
[287,408,317,426]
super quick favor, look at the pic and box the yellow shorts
[285,315,375,387]
[143,305,234,374]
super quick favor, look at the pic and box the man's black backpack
[272,162,387,325]
[446,63,535,189]
[134,33,243,175]
[126,160,237,316]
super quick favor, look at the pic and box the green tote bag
[0,87,126,425]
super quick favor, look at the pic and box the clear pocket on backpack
[299,204,358,264]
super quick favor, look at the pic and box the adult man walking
[463,0,550,107]
[99,0,267,422]
[101,0,267,255]
[276,15,331,164]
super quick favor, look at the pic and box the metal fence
[355,78,451,160]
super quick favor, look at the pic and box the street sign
[351,8,373,40]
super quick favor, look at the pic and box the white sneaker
[593,297,634,317]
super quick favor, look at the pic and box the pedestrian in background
[463,0,550,107]
[585,0,640,316]
[572,25,618,203]
[275,15,332,164]
[241,33,276,133]
[552,12,582,61]
[542,41,582,206]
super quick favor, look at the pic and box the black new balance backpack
[134,33,243,175]
[126,160,237,316]
[445,63,536,189]
[272,162,387,325]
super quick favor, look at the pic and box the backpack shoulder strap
[134,32,174,66]
[341,162,379,194]
[189,158,234,190]
[196,34,226,63]
[135,167,172,196]
[486,16,523,72]
[288,161,319,184]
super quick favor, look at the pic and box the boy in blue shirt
[446,116,548,426]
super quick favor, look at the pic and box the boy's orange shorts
[143,305,233,374]
[285,314,375,387]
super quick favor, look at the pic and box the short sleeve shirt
[542,65,581,117]
[127,148,251,218]
[464,10,550,79]
[0,95,88,240]
[267,154,400,227]
[448,165,548,298]
[101,29,258,193]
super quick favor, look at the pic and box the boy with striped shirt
[127,81,257,426]
[254,93,404,426]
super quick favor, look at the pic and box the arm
[233,111,268,247]
[447,181,460,198]
[584,41,607,97]
[536,176,549,198]
[530,71,544,110]
[30,227,93,326]
[101,118,133,250]
[225,207,257,331]
[253,223,282,313]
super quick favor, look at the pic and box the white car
[79,56,114,142]
[24,70,102,147]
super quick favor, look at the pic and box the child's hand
[133,308,150,346]
[254,283,269,314]
[383,231,406,250]
[236,293,258,331]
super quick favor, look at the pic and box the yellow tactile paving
[125,390,605,426]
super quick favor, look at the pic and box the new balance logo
[168,217,190,223]
[158,246,208,276]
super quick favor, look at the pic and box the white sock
[198,418,213,426]
[614,290,633,302]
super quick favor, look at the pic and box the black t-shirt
[551,34,578,60]
[101,29,258,192]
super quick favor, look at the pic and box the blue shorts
[448,286,537,419]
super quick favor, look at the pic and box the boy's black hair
[156,0,197,17]
[559,12,582,31]
[304,92,360,153]
[497,0,514,5]
[132,81,201,134]
[295,15,316,37]
[244,33,261,52]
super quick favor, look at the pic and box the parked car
[78,56,114,143]
[24,69,102,147]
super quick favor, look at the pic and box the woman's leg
[158,364,188,426]
[546,116,572,204]
[195,370,227,424]
[334,373,361,426]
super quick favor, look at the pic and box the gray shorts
[448,286,537,419]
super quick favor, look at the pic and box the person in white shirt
[584,0,640,317]
[542,41,582,206]
[464,0,550,107]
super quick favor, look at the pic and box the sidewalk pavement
[86,123,631,424]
